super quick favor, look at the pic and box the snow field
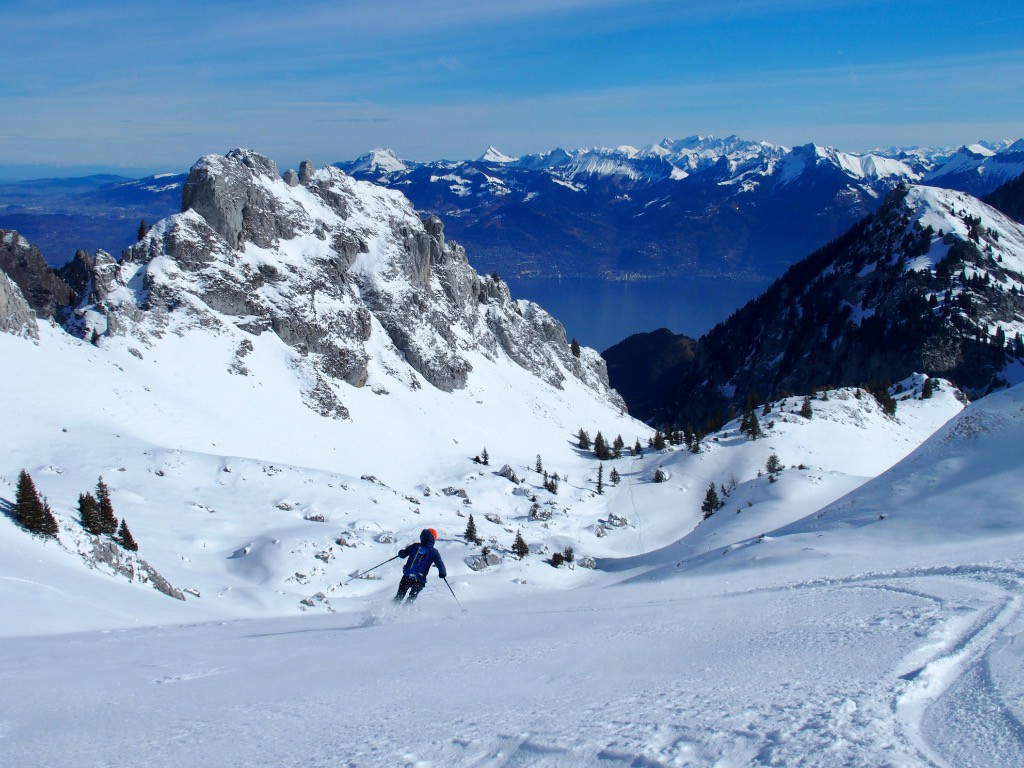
[3,561,1024,767]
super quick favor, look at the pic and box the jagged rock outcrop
[78,533,185,600]
[0,230,74,320]
[71,149,622,416]
[0,270,38,338]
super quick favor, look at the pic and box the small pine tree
[652,430,666,451]
[137,219,149,241]
[741,411,762,439]
[512,531,529,559]
[14,470,58,538]
[653,468,667,483]
[117,519,139,552]
[562,546,574,564]
[596,464,604,495]
[766,453,783,475]
[921,377,934,399]
[570,338,581,358]
[701,483,719,520]
[632,439,642,457]
[612,434,624,458]
[577,429,592,451]
[481,448,489,466]
[609,467,621,484]
[78,491,102,535]
[96,477,119,536]
[550,551,565,568]
[39,498,59,538]
[535,454,543,473]
[464,514,481,544]
[800,397,813,419]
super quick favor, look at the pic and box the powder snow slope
[3,385,1023,767]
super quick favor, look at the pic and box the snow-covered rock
[84,148,625,408]
[0,271,37,339]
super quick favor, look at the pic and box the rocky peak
[0,229,75,321]
[86,149,623,418]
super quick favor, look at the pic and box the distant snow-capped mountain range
[3,135,1023,281]
[333,136,1024,280]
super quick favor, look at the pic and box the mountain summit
[68,148,624,418]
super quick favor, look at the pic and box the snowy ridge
[924,142,1024,194]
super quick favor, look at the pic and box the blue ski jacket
[399,529,447,583]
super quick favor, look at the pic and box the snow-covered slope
[6,382,1024,768]
[680,381,1024,578]
[0,316,962,636]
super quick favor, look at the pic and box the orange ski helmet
[428,528,438,542]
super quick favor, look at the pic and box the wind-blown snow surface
[4,384,1024,766]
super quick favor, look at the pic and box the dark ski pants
[394,575,425,603]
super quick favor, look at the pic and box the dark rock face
[986,170,1024,224]
[80,149,624,416]
[0,229,75,319]
[603,328,697,422]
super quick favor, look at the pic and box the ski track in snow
[3,562,1024,767]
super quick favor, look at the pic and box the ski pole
[340,555,400,586]
[442,577,467,613]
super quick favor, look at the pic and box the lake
[505,276,770,352]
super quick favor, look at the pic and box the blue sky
[1,0,1022,178]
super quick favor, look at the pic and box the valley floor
[4,556,1024,768]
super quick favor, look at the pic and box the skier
[394,528,447,603]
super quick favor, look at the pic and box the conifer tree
[800,397,813,419]
[562,546,574,564]
[609,467,621,485]
[921,377,934,399]
[117,519,139,552]
[651,430,666,451]
[464,514,481,544]
[78,492,102,535]
[653,468,667,483]
[95,477,119,536]
[632,439,642,457]
[137,219,149,241]
[766,453,784,475]
[15,469,43,531]
[612,434,624,458]
[38,498,59,539]
[577,428,591,450]
[14,470,58,538]
[535,454,543,474]
[741,410,762,439]
[570,338,581,358]
[480,448,489,466]
[596,464,604,495]
[512,531,529,559]
[593,432,613,460]
[701,483,720,519]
